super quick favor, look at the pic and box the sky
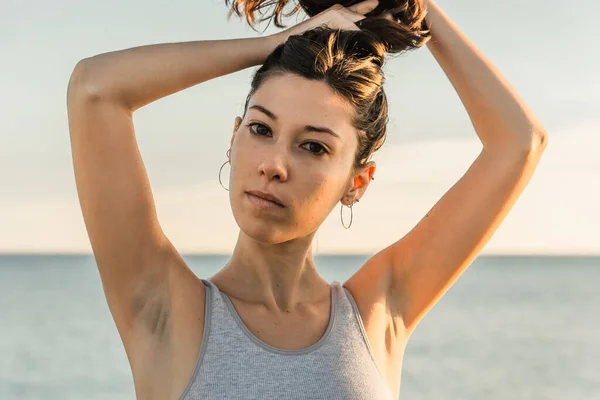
[1,0,598,255]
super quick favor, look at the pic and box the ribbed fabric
[179,278,396,400]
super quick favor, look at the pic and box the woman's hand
[269,0,381,45]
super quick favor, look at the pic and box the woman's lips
[246,192,285,209]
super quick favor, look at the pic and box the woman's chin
[232,202,291,244]
[240,223,288,244]
[232,213,286,243]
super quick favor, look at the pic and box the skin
[213,72,375,313]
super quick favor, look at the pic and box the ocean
[1,254,598,399]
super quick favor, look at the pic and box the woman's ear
[342,161,376,205]
[231,116,242,147]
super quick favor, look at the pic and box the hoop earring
[341,200,355,229]
[218,149,231,191]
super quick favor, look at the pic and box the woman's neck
[212,230,330,313]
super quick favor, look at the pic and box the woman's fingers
[347,0,379,15]
[277,0,380,38]
[345,12,368,27]
[344,0,379,29]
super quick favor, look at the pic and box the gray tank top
[179,278,396,399]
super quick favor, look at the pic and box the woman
[66,0,548,398]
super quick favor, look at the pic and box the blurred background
[1,0,598,399]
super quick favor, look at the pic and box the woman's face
[228,73,369,244]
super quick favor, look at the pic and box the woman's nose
[258,151,288,182]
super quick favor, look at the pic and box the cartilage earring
[218,149,231,191]
[340,199,355,229]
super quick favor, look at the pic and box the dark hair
[227,0,431,168]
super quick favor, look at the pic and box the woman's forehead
[250,74,355,130]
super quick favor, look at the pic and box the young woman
[66,0,548,398]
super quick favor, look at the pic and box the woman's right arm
[72,35,284,110]
[71,0,378,110]
[66,34,283,340]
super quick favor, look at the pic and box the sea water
[1,254,598,399]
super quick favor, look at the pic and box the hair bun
[304,0,430,53]
[225,0,430,54]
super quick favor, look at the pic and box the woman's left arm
[423,0,548,152]
[354,0,550,338]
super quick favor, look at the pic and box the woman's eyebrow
[249,104,340,139]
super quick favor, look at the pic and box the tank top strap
[199,278,241,333]
[333,281,362,326]
[336,281,391,391]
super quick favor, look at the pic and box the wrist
[265,31,288,49]
[244,34,281,66]
[252,33,286,64]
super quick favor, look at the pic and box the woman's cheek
[308,174,335,205]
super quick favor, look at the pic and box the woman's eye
[247,123,327,156]
[247,123,270,136]
[301,142,327,156]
